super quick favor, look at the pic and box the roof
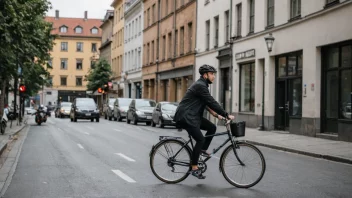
[45,17,103,37]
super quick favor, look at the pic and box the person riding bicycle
[173,64,235,179]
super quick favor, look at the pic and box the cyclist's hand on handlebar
[227,115,235,120]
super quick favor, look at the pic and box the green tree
[85,59,112,92]
[0,0,55,115]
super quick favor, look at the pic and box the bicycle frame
[160,123,245,167]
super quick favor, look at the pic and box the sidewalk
[218,125,352,164]
[0,116,28,156]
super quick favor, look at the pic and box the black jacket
[173,77,228,128]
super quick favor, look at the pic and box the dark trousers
[184,117,217,165]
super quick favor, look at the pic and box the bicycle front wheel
[150,139,192,184]
[220,142,266,188]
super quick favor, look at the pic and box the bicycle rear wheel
[150,139,192,184]
[220,142,266,188]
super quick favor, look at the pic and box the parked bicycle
[149,120,266,188]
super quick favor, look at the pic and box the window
[181,0,184,6]
[225,10,230,42]
[326,0,339,5]
[188,22,193,53]
[60,26,67,33]
[61,42,68,51]
[135,19,138,36]
[139,16,141,33]
[240,63,255,112]
[147,8,150,26]
[147,43,150,64]
[129,24,131,40]
[175,30,178,56]
[91,61,95,69]
[180,27,184,55]
[92,43,97,52]
[121,5,123,19]
[91,28,98,34]
[60,59,68,70]
[151,40,155,63]
[75,26,83,34]
[152,4,156,23]
[249,0,255,33]
[60,77,67,86]
[165,0,169,16]
[47,76,53,87]
[205,20,210,50]
[76,77,83,86]
[237,4,242,37]
[76,59,83,70]
[76,42,83,52]
[278,52,302,77]
[267,0,275,27]
[48,59,53,68]
[290,0,301,19]
[168,32,172,58]
[162,36,166,60]
[214,16,219,47]
[324,45,352,120]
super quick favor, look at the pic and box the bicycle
[149,120,266,188]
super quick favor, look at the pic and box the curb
[0,119,28,158]
[246,140,352,165]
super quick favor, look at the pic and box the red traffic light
[19,84,26,92]
[97,87,103,93]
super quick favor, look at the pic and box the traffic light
[103,83,109,92]
[97,87,103,93]
[19,84,26,93]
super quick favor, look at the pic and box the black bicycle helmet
[199,64,217,75]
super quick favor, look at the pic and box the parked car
[103,98,117,120]
[113,98,133,121]
[126,99,156,125]
[151,102,178,128]
[55,102,72,118]
[70,98,100,122]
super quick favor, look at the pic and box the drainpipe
[194,0,198,90]
[156,0,161,101]
[259,61,265,130]
[173,0,177,67]
[229,0,233,115]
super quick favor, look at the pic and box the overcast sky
[46,0,113,19]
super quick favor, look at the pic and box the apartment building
[142,0,196,102]
[111,0,125,96]
[208,0,352,141]
[45,10,102,104]
[123,0,144,99]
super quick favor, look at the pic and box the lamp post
[259,33,275,131]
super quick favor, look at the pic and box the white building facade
[195,0,232,123]
[123,0,143,98]
[197,0,352,142]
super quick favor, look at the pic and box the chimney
[55,10,59,19]
[84,11,88,20]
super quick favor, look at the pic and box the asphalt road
[3,116,352,198]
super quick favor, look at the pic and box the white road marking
[85,126,94,130]
[114,129,121,132]
[82,132,90,135]
[112,170,136,183]
[77,144,84,149]
[115,153,136,162]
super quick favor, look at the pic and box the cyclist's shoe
[189,169,206,179]
[201,150,211,158]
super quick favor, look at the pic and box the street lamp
[264,33,275,52]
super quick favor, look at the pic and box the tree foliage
[0,0,55,115]
[85,59,112,92]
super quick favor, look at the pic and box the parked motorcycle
[1,111,8,135]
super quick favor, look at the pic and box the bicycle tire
[220,142,266,188]
[150,139,192,184]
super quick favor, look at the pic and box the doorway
[220,67,230,112]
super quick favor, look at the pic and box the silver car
[113,98,133,121]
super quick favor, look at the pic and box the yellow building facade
[111,0,125,97]
[45,11,102,103]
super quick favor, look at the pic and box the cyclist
[173,64,235,179]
